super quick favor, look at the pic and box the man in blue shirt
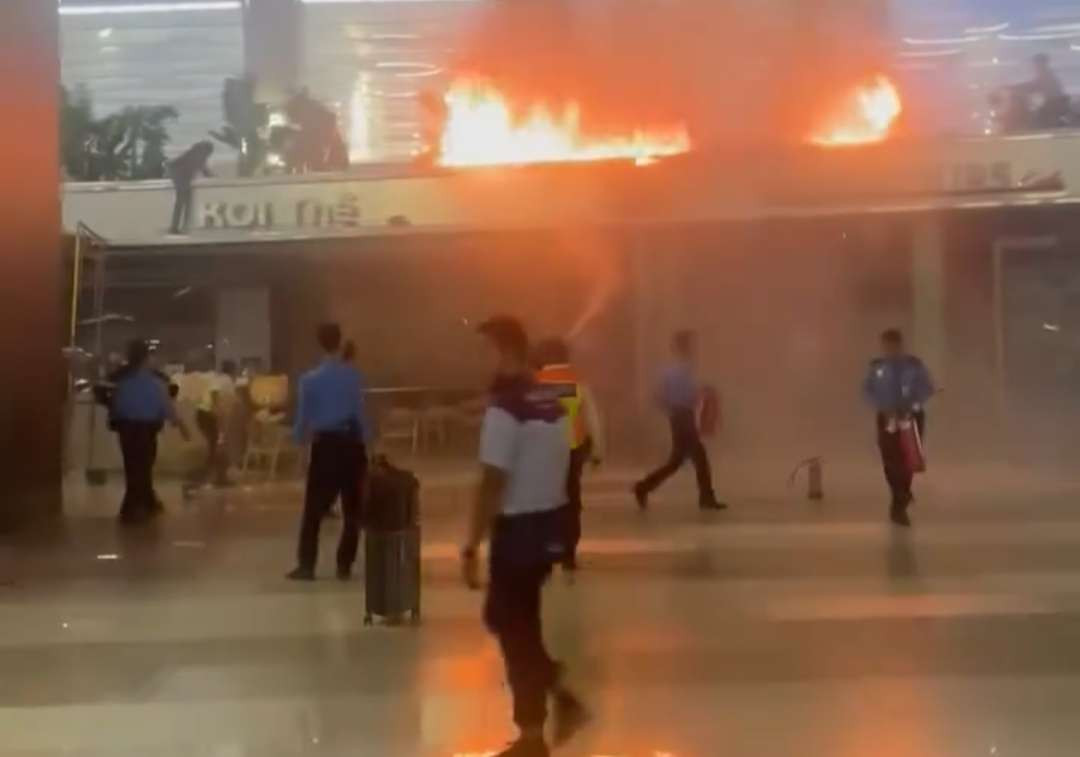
[287,323,370,581]
[109,339,189,524]
[634,330,725,511]
[863,328,935,526]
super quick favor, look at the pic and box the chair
[419,404,458,451]
[241,411,289,480]
[378,406,421,456]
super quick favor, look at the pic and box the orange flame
[438,78,691,167]
[809,75,902,147]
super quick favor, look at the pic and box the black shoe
[700,498,728,511]
[494,737,549,757]
[633,483,649,511]
[552,689,591,747]
[890,508,912,527]
[286,567,316,581]
[336,565,352,581]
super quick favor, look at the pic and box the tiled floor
[3,464,1080,756]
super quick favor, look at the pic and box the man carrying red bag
[863,329,935,527]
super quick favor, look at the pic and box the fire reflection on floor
[449,747,673,751]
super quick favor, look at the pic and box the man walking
[863,328,935,526]
[287,323,370,581]
[634,330,725,511]
[109,339,189,524]
[190,360,237,490]
[534,337,604,571]
[462,317,589,757]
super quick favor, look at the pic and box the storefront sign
[199,192,361,230]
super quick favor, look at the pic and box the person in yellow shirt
[534,338,604,571]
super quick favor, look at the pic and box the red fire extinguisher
[898,417,927,474]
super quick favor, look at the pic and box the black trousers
[170,179,193,233]
[296,433,366,571]
[639,409,715,503]
[116,421,160,519]
[194,409,227,485]
[564,438,592,564]
[485,509,565,730]
[877,412,926,508]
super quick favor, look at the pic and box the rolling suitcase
[363,458,421,626]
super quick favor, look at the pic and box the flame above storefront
[809,75,903,147]
[437,78,691,168]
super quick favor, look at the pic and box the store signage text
[199,193,361,230]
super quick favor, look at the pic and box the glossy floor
[2,464,1080,756]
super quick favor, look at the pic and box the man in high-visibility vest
[534,338,604,571]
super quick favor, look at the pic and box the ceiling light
[60,2,241,16]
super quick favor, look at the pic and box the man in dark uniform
[863,328,935,526]
[634,329,726,511]
[462,317,589,757]
[109,339,189,524]
[167,140,214,235]
[287,323,370,581]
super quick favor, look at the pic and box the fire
[809,75,902,147]
[437,78,691,168]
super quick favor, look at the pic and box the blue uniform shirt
[658,362,699,413]
[863,355,935,413]
[112,368,172,424]
[293,359,371,443]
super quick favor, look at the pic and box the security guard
[534,337,604,571]
[287,323,371,581]
[863,328,935,526]
[634,329,726,511]
[109,339,189,524]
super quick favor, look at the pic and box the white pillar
[911,214,946,380]
[216,288,272,373]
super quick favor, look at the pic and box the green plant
[59,86,179,181]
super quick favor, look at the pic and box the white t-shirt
[479,385,570,517]
[198,373,235,413]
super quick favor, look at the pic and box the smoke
[565,230,622,341]
[453,0,893,147]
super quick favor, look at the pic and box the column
[0,2,62,529]
[911,213,947,383]
[216,288,272,372]
[244,0,302,102]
